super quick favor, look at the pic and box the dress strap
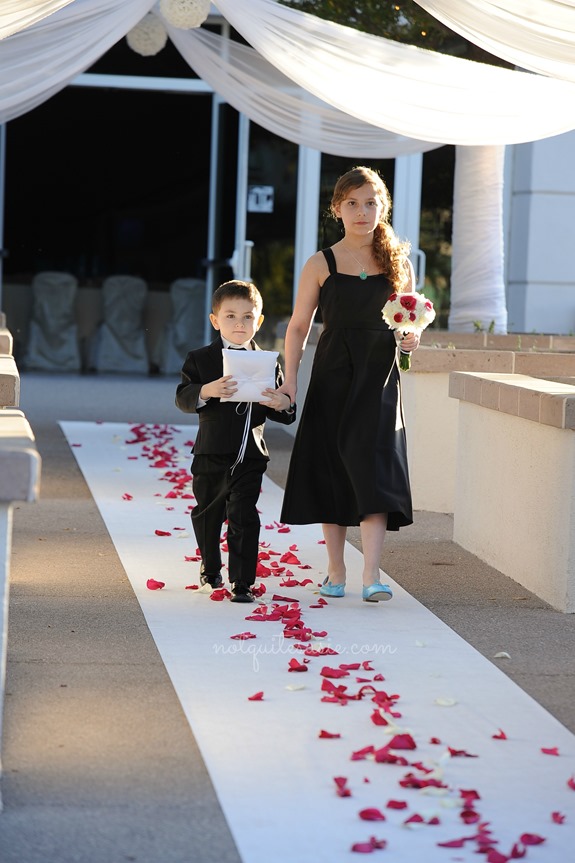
[321,248,337,276]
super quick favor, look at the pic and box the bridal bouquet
[381,292,436,370]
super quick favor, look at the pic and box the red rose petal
[387,733,416,750]
[387,800,408,810]
[319,730,341,739]
[437,838,468,848]
[334,776,352,797]
[288,658,308,672]
[248,691,264,701]
[230,632,257,640]
[280,551,300,564]
[492,728,507,739]
[541,746,559,756]
[154,529,172,536]
[359,808,386,822]
[551,811,565,824]
[486,851,509,863]
[448,747,478,758]
[146,578,165,590]
[321,666,349,679]
[185,584,199,590]
[122,493,133,501]
[404,814,424,824]
[429,737,442,744]
[519,833,545,846]
[350,841,374,853]
[209,588,231,601]
[568,776,575,791]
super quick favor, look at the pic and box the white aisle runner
[61,421,574,863]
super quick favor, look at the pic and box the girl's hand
[276,381,297,403]
[400,332,420,353]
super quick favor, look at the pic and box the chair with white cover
[23,271,81,371]
[154,278,206,374]
[92,275,149,373]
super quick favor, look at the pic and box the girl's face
[333,183,384,239]
[210,297,264,345]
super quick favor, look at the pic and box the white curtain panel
[169,26,440,158]
[0,0,76,41]
[414,0,575,83]
[213,0,575,146]
[0,0,156,124]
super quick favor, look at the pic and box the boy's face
[210,297,264,346]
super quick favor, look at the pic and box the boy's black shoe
[199,564,223,589]
[230,585,255,603]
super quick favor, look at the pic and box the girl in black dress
[279,166,420,603]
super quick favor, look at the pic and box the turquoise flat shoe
[319,577,346,598]
[362,582,393,602]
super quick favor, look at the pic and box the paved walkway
[1,372,574,863]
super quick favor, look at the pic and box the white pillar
[448,145,507,333]
[392,153,425,287]
[293,146,321,304]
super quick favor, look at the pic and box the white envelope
[221,349,279,402]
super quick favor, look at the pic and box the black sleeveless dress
[280,248,413,529]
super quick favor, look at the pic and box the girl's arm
[278,253,325,402]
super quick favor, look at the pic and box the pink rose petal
[551,811,565,824]
[541,746,559,756]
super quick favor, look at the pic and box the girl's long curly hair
[330,166,411,292]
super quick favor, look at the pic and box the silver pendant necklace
[343,244,370,280]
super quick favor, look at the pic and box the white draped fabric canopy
[169,25,439,158]
[0,0,155,124]
[2,0,574,334]
[414,0,575,83]
[2,0,575,146]
[212,0,575,146]
[0,0,76,41]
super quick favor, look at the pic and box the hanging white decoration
[126,12,168,56]
[159,0,211,30]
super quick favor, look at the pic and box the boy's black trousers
[190,454,266,589]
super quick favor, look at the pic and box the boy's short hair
[212,280,263,314]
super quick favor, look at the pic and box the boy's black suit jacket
[175,337,296,460]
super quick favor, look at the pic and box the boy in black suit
[176,280,296,603]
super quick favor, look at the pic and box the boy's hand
[200,375,237,400]
[260,388,293,412]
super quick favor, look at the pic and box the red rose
[409,312,416,321]
[388,292,397,303]
[393,312,404,323]
[400,295,417,311]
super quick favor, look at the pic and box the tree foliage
[280,1,509,66]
